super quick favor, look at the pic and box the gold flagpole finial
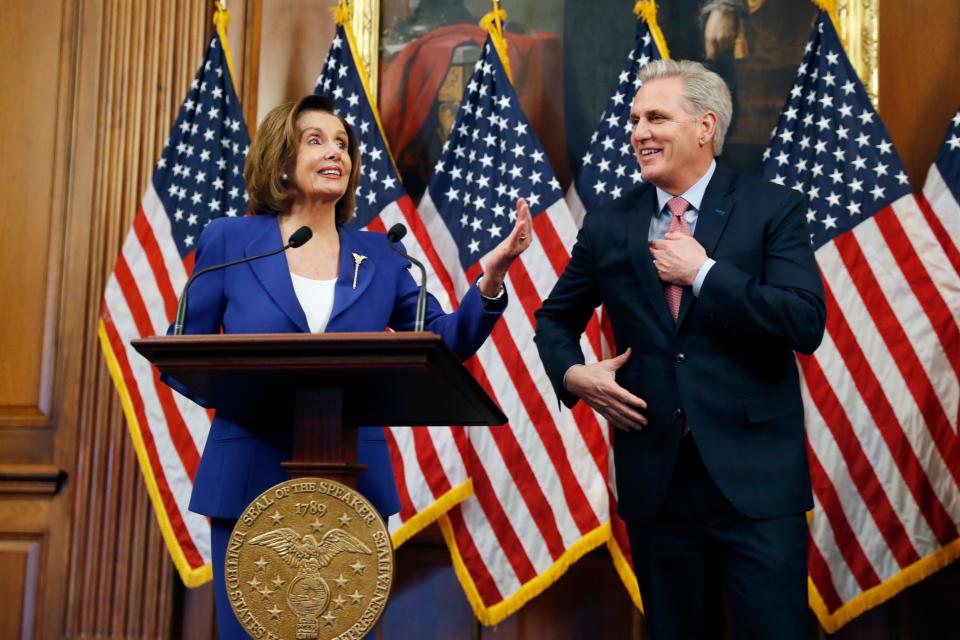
[633,1,671,60]
[811,0,837,14]
[214,0,230,30]
[213,1,239,89]
[334,0,352,26]
[633,0,655,20]
[480,0,512,82]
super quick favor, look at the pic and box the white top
[290,273,337,333]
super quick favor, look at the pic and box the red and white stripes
[100,183,212,580]
[804,193,960,621]
[388,194,613,614]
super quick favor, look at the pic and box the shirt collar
[655,159,717,215]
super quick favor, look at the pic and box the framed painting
[345,0,877,193]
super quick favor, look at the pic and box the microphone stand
[173,227,312,335]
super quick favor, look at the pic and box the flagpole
[212,2,240,91]
[633,1,670,60]
[481,0,513,82]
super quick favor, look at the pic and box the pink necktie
[664,196,691,322]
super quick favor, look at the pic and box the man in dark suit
[534,59,826,638]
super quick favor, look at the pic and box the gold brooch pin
[352,253,367,289]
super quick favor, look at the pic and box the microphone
[287,225,313,248]
[386,223,428,332]
[386,223,406,244]
[172,225,313,335]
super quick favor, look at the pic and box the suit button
[673,409,684,422]
[675,353,686,364]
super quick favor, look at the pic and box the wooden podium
[134,332,506,637]
[132,332,506,485]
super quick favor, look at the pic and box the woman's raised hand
[478,198,533,297]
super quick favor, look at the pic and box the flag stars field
[427,43,564,262]
[315,38,407,227]
[764,18,911,245]
[153,40,249,255]
[568,25,662,217]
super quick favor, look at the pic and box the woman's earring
[281,172,289,182]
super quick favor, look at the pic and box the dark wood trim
[0,464,64,496]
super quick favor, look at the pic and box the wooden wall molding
[0,465,64,496]
[0,536,43,640]
[0,406,51,429]
[0,0,65,430]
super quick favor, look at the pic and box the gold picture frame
[348,0,879,105]
[835,0,879,105]
[350,0,382,99]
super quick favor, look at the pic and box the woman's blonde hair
[244,94,361,223]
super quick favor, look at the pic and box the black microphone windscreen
[288,226,313,248]
[386,223,407,243]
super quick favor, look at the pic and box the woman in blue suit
[165,94,530,638]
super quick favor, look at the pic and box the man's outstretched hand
[565,348,647,431]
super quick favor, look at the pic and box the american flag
[414,34,613,623]
[761,13,960,633]
[98,16,249,586]
[313,20,475,546]
[564,13,665,609]
[922,108,960,250]
[566,18,663,224]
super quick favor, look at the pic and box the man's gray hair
[637,59,733,155]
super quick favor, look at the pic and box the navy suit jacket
[535,162,826,522]
[164,213,505,520]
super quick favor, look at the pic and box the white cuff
[692,258,716,297]
[476,275,506,301]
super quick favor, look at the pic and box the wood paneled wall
[62,0,211,629]
[878,0,960,188]
[0,1,219,637]
[1,1,958,639]
[1,0,80,636]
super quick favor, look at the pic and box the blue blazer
[164,213,505,519]
[535,162,826,522]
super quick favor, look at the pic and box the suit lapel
[627,186,676,333]
[246,217,310,333]
[676,163,736,328]
[327,225,376,327]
